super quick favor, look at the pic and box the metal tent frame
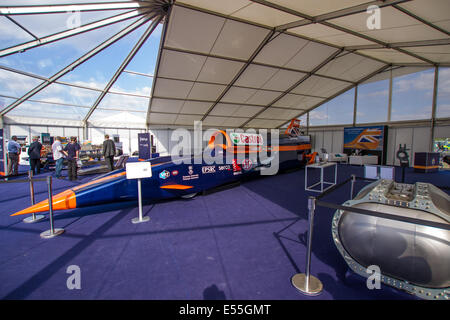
[0,0,448,130]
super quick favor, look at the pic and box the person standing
[52,136,68,179]
[102,134,116,172]
[7,135,21,176]
[64,137,81,181]
[28,136,42,175]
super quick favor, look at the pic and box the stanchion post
[23,170,45,223]
[350,174,356,199]
[291,196,323,295]
[40,176,64,238]
[132,178,150,224]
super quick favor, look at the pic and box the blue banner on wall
[344,125,385,151]
[138,133,151,160]
[0,129,4,175]
[41,132,51,145]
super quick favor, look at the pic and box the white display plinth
[305,162,337,193]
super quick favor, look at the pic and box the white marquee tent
[0,0,449,156]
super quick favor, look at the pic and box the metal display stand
[23,170,45,223]
[291,196,323,295]
[305,162,337,193]
[291,175,449,299]
[131,178,150,224]
[40,176,64,238]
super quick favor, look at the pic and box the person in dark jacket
[103,134,116,172]
[64,137,81,181]
[28,136,42,175]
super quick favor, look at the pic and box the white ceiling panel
[158,50,207,81]
[179,101,213,114]
[285,40,339,72]
[175,114,203,125]
[363,66,432,84]
[406,45,450,64]
[244,118,285,129]
[434,20,450,32]
[187,82,226,101]
[261,69,306,91]
[316,53,386,82]
[151,98,185,114]
[196,57,245,84]
[153,78,193,99]
[256,107,302,120]
[289,23,376,48]
[234,105,265,117]
[232,2,301,28]
[398,0,450,27]
[245,89,282,105]
[210,19,271,60]
[221,117,248,127]
[357,49,425,64]
[254,33,310,67]
[234,64,279,89]
[204,115,248,128]
[291,75,349,97]
[209,103,263,117]
[203,115,226,126]
[273,94,324,110]
[220,86,258,104]
[148,112,178,125]
[330,6,446,43]
[148,1,447,129]
[165,5,225,53]
[266,0,371,17]
[209,103,240,116]
[177,0,250,16]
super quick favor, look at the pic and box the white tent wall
[47,127,64,138]
[64,127,82,140]
[309,123,450,167]
[149,129,170,156]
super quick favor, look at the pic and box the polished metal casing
[332,179,449,300]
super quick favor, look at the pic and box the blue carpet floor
[0,164,448,300]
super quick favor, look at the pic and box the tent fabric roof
[148,0,450,128]
[1,0,449,129]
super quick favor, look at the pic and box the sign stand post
[132,178,150,224]
[126,162,152,224]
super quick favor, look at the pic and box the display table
[414,152,439,172]
[349,155,378,166]
[305,162,337,193]
[329,153,348,163]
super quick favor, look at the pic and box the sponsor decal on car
[202,166,216,174]
[241,159,253,171]
[182,174,199,181]
[232,159,242,175]
[172,170,179,176]
[218,165,232,171]
[183,166,199,181]
[159,170,170,179]
[230,133,264,146]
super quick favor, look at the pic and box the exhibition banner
[138,133,151,160]
[41,132,51,145]
[0,129,4,175]
[344,125,385,151]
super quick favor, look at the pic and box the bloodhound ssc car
[11,129,311,217]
